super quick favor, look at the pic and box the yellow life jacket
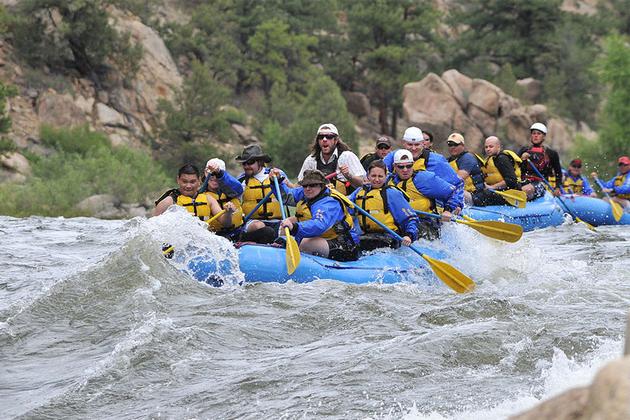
[241,176,283,220]
[563,176,585,195]
[614,173,630,199]
[354,186,397,233]
[449,152,486,192]
[207,191,244,231]
[483,150,522,185]
[176,192,211,221]
[395,173,434,212]
[295,190,354,240]
[412,148,430,172]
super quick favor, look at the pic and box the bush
[0,126,170,217]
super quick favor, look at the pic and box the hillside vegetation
[0,0,629,217]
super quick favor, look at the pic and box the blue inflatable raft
[559,195,630,226]
[186,243,448,285]
[462,192,565,232]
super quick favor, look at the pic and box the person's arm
[153,196,174,216]
[338,151,367,188]
[289,198,343,242]
[388,189,419,242]
[382,150,395,172]
[205,194,223,216]
[493,154,518,190]
[414,171,459,213]
[216,170,244,198]
[549,149,563,187]
[580,176,595,196]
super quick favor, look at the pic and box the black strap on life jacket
[357,186,389,233]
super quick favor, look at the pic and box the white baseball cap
[402,126,423,143]
[205,158,226,172]
[317,123,339,136]
[530,122,547,134]
[393,149,414,164]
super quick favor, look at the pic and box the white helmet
[205,158,226,172]
[530,122,547,134]
[402,126,423,143]
[393,149,414,164]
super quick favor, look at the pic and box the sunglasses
[241,159,257,166]
[446,141,460,147]
[302,183,323,188]
[377,144,391,150]
[396,164,413,170]
[317,134,338,140]
[571,165,582,169]
[620,162,629,166]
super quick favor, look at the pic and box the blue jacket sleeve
[387,189,419,241]
[603,176,615,189]
[413,171,459,211]
[580,176,594,196]
[216,170,244,198]
[294,197,344,242]
[428,153,463,187]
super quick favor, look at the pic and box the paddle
[527,161,596,230]
[272,176,300,275]
[207,209,227,225]
[242,190,274,224]
[414,210,523,243]
[593,177,624,222]
[332,190,475,293]
[492,189,527,208]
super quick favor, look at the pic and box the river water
[1,209,629,419]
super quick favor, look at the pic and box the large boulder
[510,387,590,420]
[583,356,630,420]
[110,8,183,118]
[517,77,543,103]
[36,90,87,127]
[402,73,468,133]
[441,69,472,109]
[468,79,502,116]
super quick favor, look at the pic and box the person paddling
[153,164,227,226]
[446,132,485,205]
[473,136,524,206]
[563,159,596,197]
[390,150,457,239]
[270,169,360,261]
[591,156,630,210]
[298,123,366,194]
[236,144,288,243]
[348,160,420,251]
[518,122,563,200]
[383,126,464,212]
[202,158,245,241]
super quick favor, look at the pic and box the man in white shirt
[297,123,366,194]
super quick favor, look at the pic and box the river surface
[1,209,629,419]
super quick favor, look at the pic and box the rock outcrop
[511,313,630,420]
[402,69,584,153]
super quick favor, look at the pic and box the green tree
[156,61,231,171]
[585,34,630,176]
[449,0,564,79]
[263,75,357,176]
[331,0,441,134]
[12,0,142,83]
[248,19,317,100]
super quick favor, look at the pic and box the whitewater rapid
[1,210,628,419]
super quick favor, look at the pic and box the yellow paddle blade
[422,254,475,293]
[455,219,523,243]
[574,217,597,231]
[610,200,624,222]
[284,227,300,275]
[495,189,527,208]
[207,209,227,225]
